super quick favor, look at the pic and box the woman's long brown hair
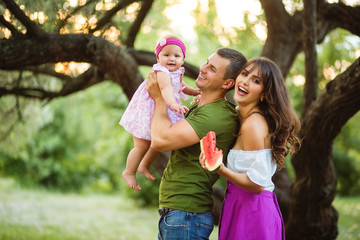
[241,57,301,169]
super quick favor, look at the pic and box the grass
[0,178,218,240]
[333,196,360,240]
[0,178,158,240]
[0,178,358,240]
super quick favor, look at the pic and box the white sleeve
[246,152,273,187]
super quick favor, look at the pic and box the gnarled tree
[1,0,359,238]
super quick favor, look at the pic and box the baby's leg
[138,147,161,181]
[122,137,150,191]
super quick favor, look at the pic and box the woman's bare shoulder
[240,113,269,150]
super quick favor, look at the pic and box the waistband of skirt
[227,181,274,198]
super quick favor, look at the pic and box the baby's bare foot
[122,170,141,191]
[137,165,156,181]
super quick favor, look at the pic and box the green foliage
[191,1,262,63]
[333,196,360,239]
[333,151,360,196]
[126,172,161,207]
[0,81,132,193]
[317,28,360,90]
[333,112,360,196]
[135,0,172,50]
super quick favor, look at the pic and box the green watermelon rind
[205,151,223,171]
[200,138,204,153]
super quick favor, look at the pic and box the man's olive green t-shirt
[159,99,239,213]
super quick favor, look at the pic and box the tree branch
[0,33,145,100]
[0,86,58,99]
[303,56,360,143]
[0,33,93,69]
[126,48,200,79]
[0,15,23,37]
[21,65,73,83]
[259,0,291,35]
[2,0,46,37]
[260,0,359,78]
[322,2,360,37]
[0,67,104,102]
[125,0,154,47]
[0,119,17,142]
[59,66,105,96]
[89,0,139,34]
[260,0,303,75]
[302,0,318,114]
[57,0,97,32]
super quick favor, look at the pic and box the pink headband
[155,38,186,58]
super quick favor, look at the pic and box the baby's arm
[181,81,201,96]
[157,71,189,114]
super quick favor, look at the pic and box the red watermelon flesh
[200,131,223,171]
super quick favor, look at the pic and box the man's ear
[223,79,235,90]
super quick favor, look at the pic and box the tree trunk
[259,2,360,232]
[287,141,338,239]
[286,57,360,239]
[273,169,292,223]
[302,0,318,112]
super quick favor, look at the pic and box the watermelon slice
[200,131,223,171]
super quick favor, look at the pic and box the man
[145,48,247,239]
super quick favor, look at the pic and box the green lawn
[333,196,360,240]
[0,178,160,240]
[0,178,358,240]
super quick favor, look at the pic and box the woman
[200,57,301,239]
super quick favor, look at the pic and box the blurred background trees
[0,0,359,239]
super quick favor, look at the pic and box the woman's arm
[217,164,264,194]
[199,114,269,194]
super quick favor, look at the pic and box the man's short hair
[216,48,247,80]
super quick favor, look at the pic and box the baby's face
[157,44,185,72]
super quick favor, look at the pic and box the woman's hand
[199,152,207,170]
[199,152,225,173]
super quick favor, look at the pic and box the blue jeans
[158,210,214,240]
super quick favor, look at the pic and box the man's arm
[146,72,200,152]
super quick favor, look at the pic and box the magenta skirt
[219,181,285,240]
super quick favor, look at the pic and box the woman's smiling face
[234,63,264,106]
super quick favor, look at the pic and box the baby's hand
[170,103,189,114]
[193,88,201,96]
[191,94,201,104]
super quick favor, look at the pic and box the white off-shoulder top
[227,149,277,191]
